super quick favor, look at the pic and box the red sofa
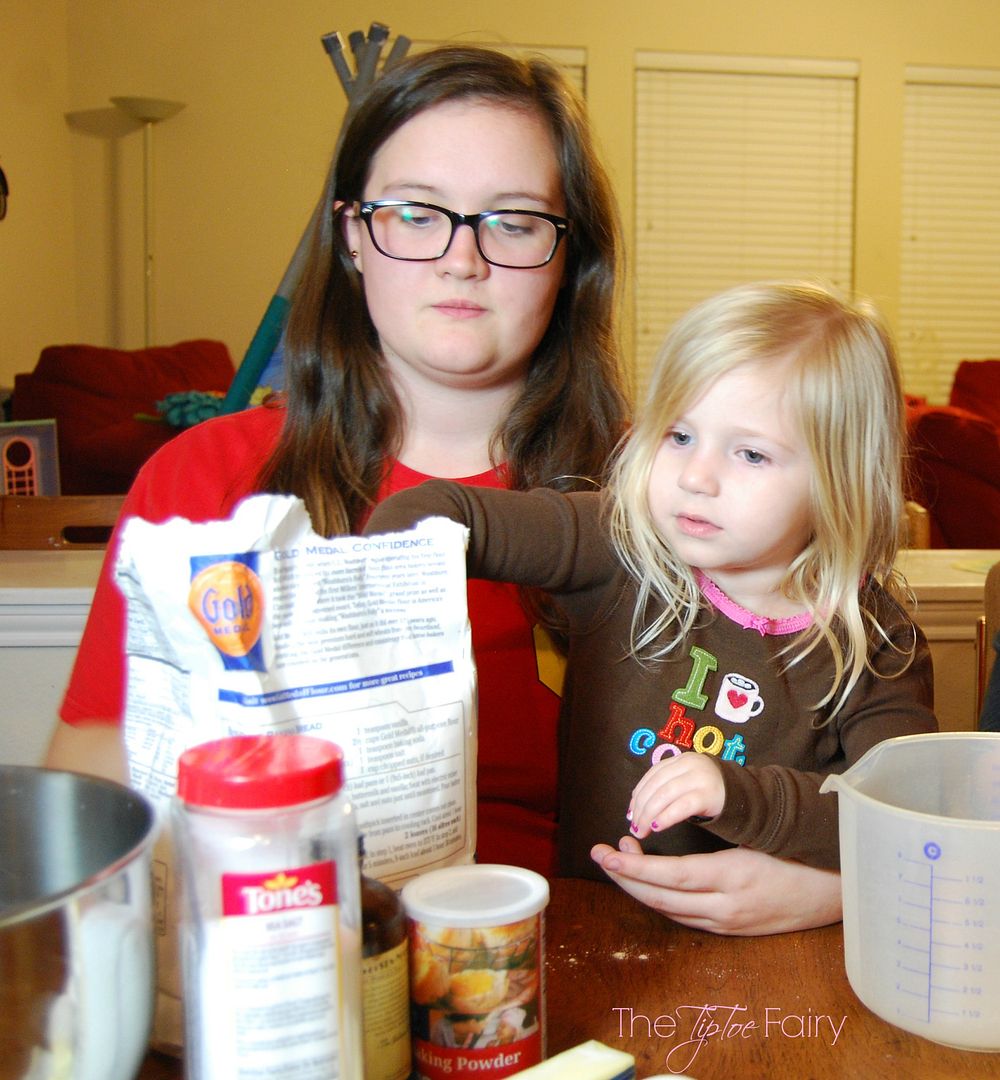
[905,360,1000,548]
[11,340,235,495]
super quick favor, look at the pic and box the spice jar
[174,734,362,1080]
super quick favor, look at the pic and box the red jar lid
[177,734,344,809]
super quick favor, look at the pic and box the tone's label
[188,552,265,670]
[222,862,337,916]
[196,860,344,1079]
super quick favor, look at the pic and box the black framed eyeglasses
[357,200,570,269]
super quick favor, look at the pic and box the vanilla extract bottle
[359,836,413,1080]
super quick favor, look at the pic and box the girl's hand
[627,753,725,838]
[589,839,843,935]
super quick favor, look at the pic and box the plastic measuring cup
[821,732,1000,1051]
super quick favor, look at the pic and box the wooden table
[138,878,1000,1079]
[542,879,1000,1078]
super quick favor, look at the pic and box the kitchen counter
[896,548,999,729]
[0,549,104,765]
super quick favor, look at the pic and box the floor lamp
[110,96,185,348]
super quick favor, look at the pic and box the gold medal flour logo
[188,552,265,670]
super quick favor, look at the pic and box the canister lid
[401,864,549,928]
[177,734,343,809]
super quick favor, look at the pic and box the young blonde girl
[365,281,937,878]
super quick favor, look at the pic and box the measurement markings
[897,945,929,960]
[924,857,936,1022]
[893,842,987,1031]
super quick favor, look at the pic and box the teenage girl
[46,46,629,881]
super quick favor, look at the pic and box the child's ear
[336,200,364,273]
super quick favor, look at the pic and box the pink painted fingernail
[650,820,660,831]
[625,809,633,821]
[629,822,639,834]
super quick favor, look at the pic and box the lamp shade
[110,96,185,124]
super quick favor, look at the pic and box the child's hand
[627,753,726,839]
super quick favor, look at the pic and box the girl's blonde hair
[609,280,911,716]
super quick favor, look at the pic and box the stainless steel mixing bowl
[0,765,157,1080]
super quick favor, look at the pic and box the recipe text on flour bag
[119,499,478,889]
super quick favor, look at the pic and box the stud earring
[350,250,359,258]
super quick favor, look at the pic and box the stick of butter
[509,1040,635,1078]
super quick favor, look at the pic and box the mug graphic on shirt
[714,673,765,724]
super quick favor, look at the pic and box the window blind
[899,68,1000,403]
[634,54,857,396]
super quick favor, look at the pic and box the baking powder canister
[401,864,549,1080]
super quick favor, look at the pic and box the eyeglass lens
[368,204,559,267]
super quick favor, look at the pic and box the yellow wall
[1,0,78,387]
[2,0,999,390]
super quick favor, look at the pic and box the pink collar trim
[697,571,813,637]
